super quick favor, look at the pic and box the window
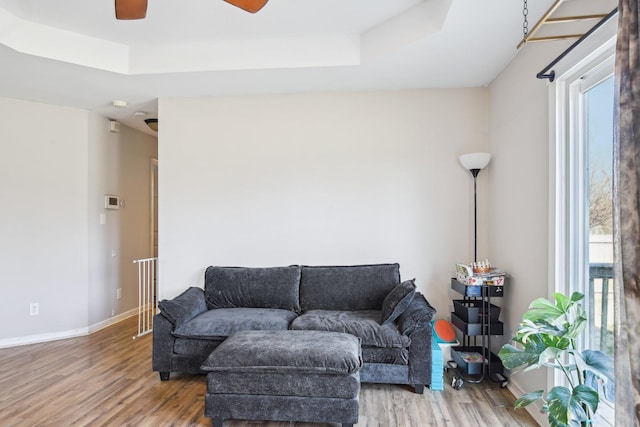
[554,38,615,425]
[584,75,614,358]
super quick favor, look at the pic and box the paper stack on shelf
[455,262,506,286]
[458,351,485,363]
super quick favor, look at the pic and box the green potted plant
[498,292,614,427]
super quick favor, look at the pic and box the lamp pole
[458,152,491,264]
[470,169,480,262]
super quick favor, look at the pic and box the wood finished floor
[0,316,539,427]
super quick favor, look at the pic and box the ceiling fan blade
[223,0,269,14]
[115,0,148,20]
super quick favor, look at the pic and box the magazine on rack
[458,351,485,363]
[456,263,506,278]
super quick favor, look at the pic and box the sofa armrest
[395,292,436,336]
[396,293,437,385]
[158,287,207,327]
[406,324,431,385]
[152,313,176,374]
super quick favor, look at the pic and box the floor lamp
[459,153,491,262]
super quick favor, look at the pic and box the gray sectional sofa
[152,263,437,393]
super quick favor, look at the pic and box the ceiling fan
[115,0,269,20]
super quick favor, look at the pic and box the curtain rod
[536,7,618,82]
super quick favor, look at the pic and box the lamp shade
[145,118,158,132]
[459,152,491,170]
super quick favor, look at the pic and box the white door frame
[150,157,158,257]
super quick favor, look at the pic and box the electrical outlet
[30,303,39,316]
[117,288,122,300]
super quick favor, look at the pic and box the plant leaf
[499,337,546,370]
[548,412,567,427]
[581,350,615,383]
[554,292,572,312]
[524,297,564,321]
[515,327,572,356]
[572,384,599,414]
[533,346,565,367]
[514,390,544,409]
[547,386,572,425]
[564,314,587,340]
[554,292,584,312]
[516,320,567,342]
[547,385,598,426]
[569,292,585,303]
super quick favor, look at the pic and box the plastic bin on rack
[451,313,504,336]
[452,300,501,323]
[451,345,504,376]
[451,277,504,297]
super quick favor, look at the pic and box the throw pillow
[380,279,416,325]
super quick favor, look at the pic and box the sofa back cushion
[300,263,400,311]
[205,266,301,312]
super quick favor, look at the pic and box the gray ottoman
[201,330,362,427]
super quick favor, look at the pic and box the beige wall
[0,97,90,339]
[0,97,157,344]
[158,89,490,316]
[488,41,571,423]
[88,114,158,325]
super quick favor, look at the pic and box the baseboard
[88,308,138,334]
[0,327,89,349]
[0,309,138,349]
[507,378,548,426]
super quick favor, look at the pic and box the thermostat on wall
[105,195,120,209]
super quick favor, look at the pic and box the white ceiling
[0,0,556,136]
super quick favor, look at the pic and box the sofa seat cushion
[173,337,223,356]
[361,347,409,365]
[173,308,298,339]
[201,330,362,375]
[290,310,410,348]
